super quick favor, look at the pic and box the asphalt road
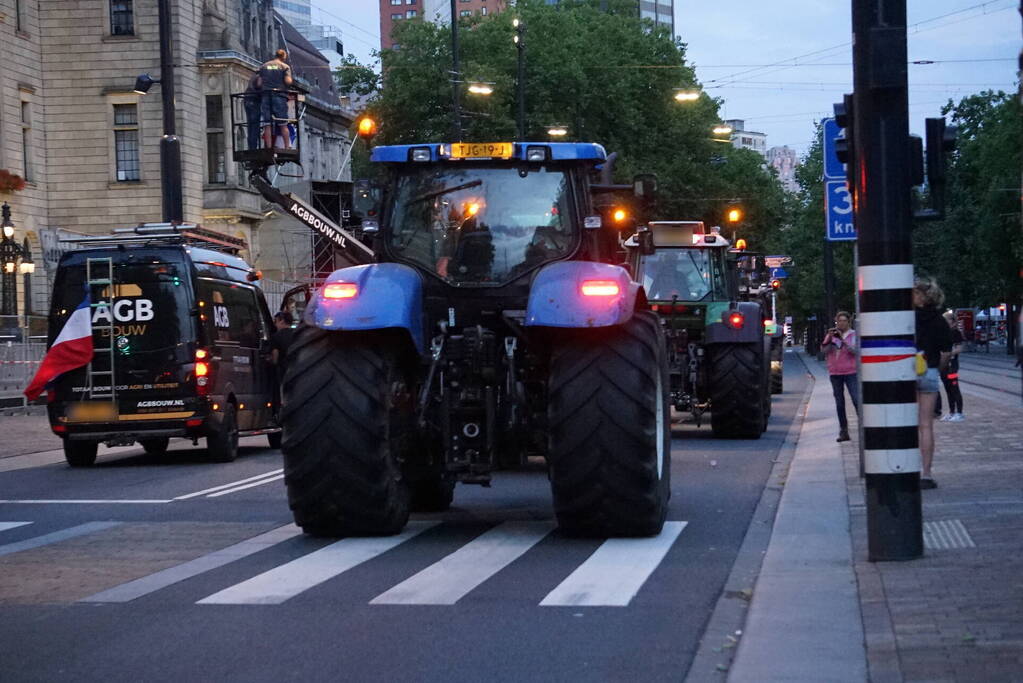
[0,353,809,683]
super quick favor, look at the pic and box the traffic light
[770,279,782,290]
[357,116,377,141]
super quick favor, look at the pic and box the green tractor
[626,222,771,438]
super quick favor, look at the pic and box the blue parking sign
[825,180,856,241]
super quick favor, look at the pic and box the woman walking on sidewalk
[914,278,953,489]
[821,311,859,442]
[939,311,965,421]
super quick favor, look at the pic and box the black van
[46,227,281,466]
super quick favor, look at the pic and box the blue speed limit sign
[825,180,856,241]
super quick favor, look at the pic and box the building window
[205,95,226,184]
[481,6,487,14]
[406,9,416,17]
[21,102,33,183]
[15,0,26,32]
[460,10,471,16]
[110,0,134,36]
[407,0,416,4]
[391,13,402,20]
[113,104,140,182]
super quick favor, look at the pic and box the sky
[313,1,1020,156]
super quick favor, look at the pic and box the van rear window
[52,261,196,354]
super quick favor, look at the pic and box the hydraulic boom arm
[250,174,375,265]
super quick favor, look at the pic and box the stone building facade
[0,0,354,316]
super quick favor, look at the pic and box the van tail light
[52,423,67,434]
[726,311,745,329]
[195,349,211,396]
[581,280,621,297]
[323,283,358,299]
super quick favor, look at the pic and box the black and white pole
[851,0,922,561]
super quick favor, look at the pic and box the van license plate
[67,402,118,422]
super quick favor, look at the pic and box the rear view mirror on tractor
[352,180,382,220]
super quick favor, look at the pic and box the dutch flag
[24,290,94,401]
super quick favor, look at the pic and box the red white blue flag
[24,291,93,400]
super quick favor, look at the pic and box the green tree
[768,123,855,323]
[339,0,788,238]
[914,91,1021,311]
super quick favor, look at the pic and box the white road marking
[371,521,555,605]
[197,521,438,605]
[0,521,123,557]
[206,474,285,498]
[0,521,32,533]
[81,524,304,603]
[539,521,687,607]
[173,469,284,500]
[0,499,172,504]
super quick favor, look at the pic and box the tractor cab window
[641,248,726,302]
[388,166,576,285]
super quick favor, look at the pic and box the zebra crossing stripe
[0,521,122,558]
[0,522,32,533]
[196,521,438,605]
[81,524,304,603]
[370,521,555,605]
[540,521,687,607]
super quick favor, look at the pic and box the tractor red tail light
[323,283,358,299]
[195,361,209,377]
[763,318,773,327]
[726,311,745,329]
[581,280,621,297]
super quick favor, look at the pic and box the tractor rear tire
[708,343,766,439]
[281,328,411,536]
[548,312,671,537]
[770,340,784,395]
[64,440,98,467]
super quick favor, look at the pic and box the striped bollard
[858,267,923,560]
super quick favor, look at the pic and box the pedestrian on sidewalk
[939,311,965,421]
[821,310,859,443]
[914,277,953,489]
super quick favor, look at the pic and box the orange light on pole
[357,116,377,140]
[727,207,743,223]
[613,208,627,223]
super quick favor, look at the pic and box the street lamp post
[449,0,463,140]
[514,18,526,141]
[0,202,32,317]
[157,0,183,223]
[134,0,183,223]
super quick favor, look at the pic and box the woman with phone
[821,311,859,442]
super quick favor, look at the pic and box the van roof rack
[60,223,248,254]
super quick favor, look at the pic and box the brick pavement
[831,355,1023,683]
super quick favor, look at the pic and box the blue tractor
[278,141,670,537]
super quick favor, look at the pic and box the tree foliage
[337,0,787,238]
[914,91,1021,309]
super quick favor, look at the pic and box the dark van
[46,226,280,466]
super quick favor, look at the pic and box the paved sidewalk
[0,413,63,458]
[730,350,1022,682]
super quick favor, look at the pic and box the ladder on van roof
[86,258,117,401]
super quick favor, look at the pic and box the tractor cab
[626,221,733,305]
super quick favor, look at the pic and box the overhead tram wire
[705,0,1017,88]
